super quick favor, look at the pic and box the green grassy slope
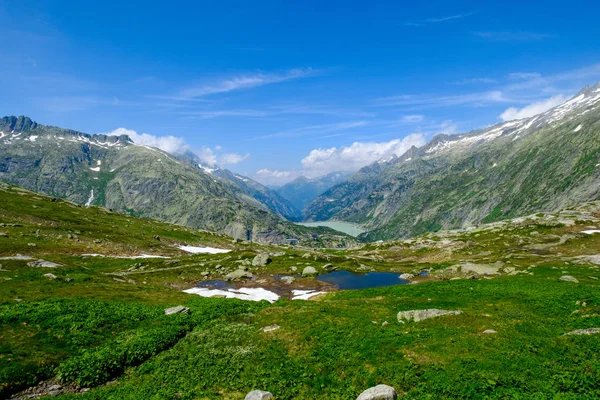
[1,183,600,399]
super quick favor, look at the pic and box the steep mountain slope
[276,171,352,211]
[304,83,600,240]
[0,116,322,242]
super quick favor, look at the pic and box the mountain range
[304,83,600,240]
[0,116,344,245]
[275,171,352,211]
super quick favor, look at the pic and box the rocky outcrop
[397,309,462,323]
[559,275,579,283]
[302,266,318,276]
[252,254,272,267]
[164,306,189,315]
[244,390,274,400]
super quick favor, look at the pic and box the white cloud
[376,90,511,108]
[107,128,249,167]
[300,134,426,175]
[220,152,250,165]
[400,114,424,123]
[179,68,317,98]
[451,77,497,85]
[499,94,567,121]
[474,31,552,41]
[507,72,541,80]
[108,128,189,154]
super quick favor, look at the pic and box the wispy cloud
[375,91,514,108]
[474,31,553,41]
[499,95,568,121]
[507,72,542,80]
[251,120,368,140]
[451,77,498,85]
[177,68,318,99]
[405,11,477,27]
[178,104,374,119]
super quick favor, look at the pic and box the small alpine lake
[317,270,409,289]
[296,221,366,237]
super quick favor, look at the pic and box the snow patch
[27,135,38,142]
[97,160,102,165]
[574,124,583,132]
[292,289,327,300]
[82,253,170,259]
[89,167,100,172]
[582,230,600,235]
[178,245,231,254]
[184,287,280,303]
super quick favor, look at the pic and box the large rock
[450,262,503,275]
[564,328,599,335]
[397,309,462,323]
[302,266,318,276]
[225,269,254,280]
[27,260,62,268]
[559,275,579,283]
[357,384,397,400]
[244,390,274,400]
[252,254,272,267]
[164,306,189,315]
[399,273,414,280]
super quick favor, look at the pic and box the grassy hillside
[1,182,600,399]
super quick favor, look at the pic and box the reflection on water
[317,270,409,290]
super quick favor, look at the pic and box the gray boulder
[164,306,189,315]
[226,269,253,280]
[244,390,274,400]
[564,328,599,335]
[357,384,397,400]
[302,266,318,276]
[43,273,57,279]
[559,275,579,283]
[252,254,272,267]
[27,260,62,268]
[397,309,462,323]
[280,276,295,284]
[399,273,415,280]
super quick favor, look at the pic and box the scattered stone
[559,275,579,283]
[564,328,600,336]
[27,243,37,247]
[64,278,73,283]
[164,306,190,315]
[262,324,280,332]
[201,271,210,277]
[245,390,274,400]
[225,269,253,280]
[381,321,389,327]
[280,276,295,284]
[397,309,462,323]
[322,263,334,270]
[399,273,415,280]
[357,384,397,400]
[482,329,497,334]
[0,232,7,237]
[302,266,318,276]
[43,273,57,279]
[27,260,62,268]
[290,266,297,272]
[252,253,272,267]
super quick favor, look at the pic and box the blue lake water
[317,270,409,290]
[296,221,366,237]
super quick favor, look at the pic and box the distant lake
[296,221,366,237]
[317,270,408,290]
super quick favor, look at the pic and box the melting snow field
[81,253,171,259]
[291,289,326,300]
[177,245,231,254]
[582,230,600,234]
[184,287,280,302]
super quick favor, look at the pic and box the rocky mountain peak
[0,116,38,133]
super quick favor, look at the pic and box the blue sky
[3,0,600,185]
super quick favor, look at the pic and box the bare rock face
[397,309,462,323]
[244,390,274,400]
[356,384,397,400]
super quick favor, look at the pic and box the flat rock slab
[27,260,62,268]
[357,384,397,400]
[261,325,280,333]
[564,328,599,335]
[559,275,579,283]
[164,306,190,315]
[245,390,274,400]
[397,309,462,323]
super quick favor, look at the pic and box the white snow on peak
[184,287,280,303]
[574,124,583,132]
[27,135,38,142]
[97,160,102,165]
[199,164,215,174]
[89,166,100,172]
[177,245,231,254]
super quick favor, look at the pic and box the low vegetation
[1,183,600,399]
